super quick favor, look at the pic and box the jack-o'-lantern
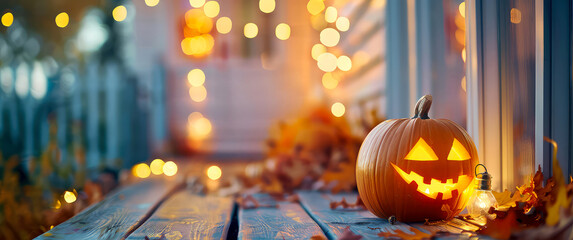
[356,95,478,222]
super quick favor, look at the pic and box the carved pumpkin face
[356,95,478,222]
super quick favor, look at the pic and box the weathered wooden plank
[126,190,234,240]
[298,191,463,239]
[238,194,325,239]
[36,180,180,240]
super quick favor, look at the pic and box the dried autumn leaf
[478,210,518,240]
[493,189,529,209]
[329,196,365,210]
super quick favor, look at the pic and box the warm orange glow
[510,8,522,24]
[335,16,350,32]
[461,48,466,62]
[2,12,13,27]
[145,0,160,7]
[322,73,338,90]
[112,6,127,22]
[55,12,69,28]
[203,1,220,18]
[244,23,258,38]
[307,0,325,15]
[187,113,213,140]
[320,28,340,47]
[133,163,151,178]
[188,69,206,87]
[216,17,232,34]
[189,0,206,8]
[404,138,438,161]
[275,23,291,40]
[447,139,471,161]
[163,161,178,176]
[63,191,77,203]
[207,165,222,180]
[325,7,337,23]
[181,34,214,57]
[189,85,207,102]
[317,52,338,72]
[311,44,327,60]
[311,13,327,30]
[259,0,276,13]
[337,55,352,71]
[185,9,213,34]
[352,51,370,69]
[455,30,465,46]
[52,200,61,209]
[150,159,165,175]
[458,2,466,18]
[461,76,467,92]
[331,102,345,117]
[391,163,472,200]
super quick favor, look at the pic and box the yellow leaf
[492,189,528,209]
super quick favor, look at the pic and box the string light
[112,6,127,22]
[187,112,212,140]
[133,163,151,178]
[259,0,276,14]
[203,1,220,18]
[337,55,352,71]
[275,23,291,40]
[207,165,222,180]
[145,0,160,7]
[336,17,350,32]
[307,0,325,15]
[55,12,69,28]
[150,159,165,175]
[188,69,206,87]
[244,23,258,38]
[311,44,327,60]
[163,161,178,176]
[320,28,340,47]
[189,85,207,102]
[325,7,337,23]
[216,17,232,34]
[317,52,338,72]
[1,12,13,27]
[331,102,346,117]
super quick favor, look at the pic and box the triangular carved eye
[405,138,438,161]
[447,138,471,161]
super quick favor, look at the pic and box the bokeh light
[352,51,370,69]
[259,0,276,13]
[133,163,151,178]
[322,73,338,90]
[458,2,466,18]
[189,0,206,8]
[1,12,13,27]
[320,28,340,47]
[307,0,325,15]
[203,1,220,18]
[145,0,160,7]
[181,34,215,57]
[325,7,337,23]
[188,69,206,87]
[112,6,127,22]
[185,9,213,34]
[244,23,258,38]
[337,55,352,71]
[336,17,350,32]
[207,165,222,180]
[163,161,178,176]
[150,159,165,175]
[331,102,346,117]
[216,17,232,34]
[311,44,327,60]
[52,200,61,209]
[311,13,327,30]
[187,114,212,140]
[461,47,466,62]
[55,12,69,28]
[317,52,338,72]
[189,85,207,102]
[63,191,77,203]
[275,23,291,40]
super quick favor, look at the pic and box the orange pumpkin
[356,95,478,222]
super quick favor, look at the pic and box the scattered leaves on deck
[329,196,365,210]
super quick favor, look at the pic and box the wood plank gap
[120,181,186,240]
[298,195,336,240]
[226,203,239,240]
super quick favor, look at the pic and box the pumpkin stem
[412,95,432,119]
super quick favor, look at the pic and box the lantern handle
[412,95,432,119]
[475,163,488,177]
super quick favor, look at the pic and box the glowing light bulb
[63,191,77,203]
[467,164,498,218]
[163,161,178,176]
[150,159,165,175]
[207,165,222,180]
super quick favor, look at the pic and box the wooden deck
[36,180,487,240]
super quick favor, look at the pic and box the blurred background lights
[317,52,338,72]
[203,1,220,18]
[321,72,338,90]
[259,0,276,13]
[189,85,207,102]
[207,165,222,180]
[216,17,232,34]
[244,23,258,38]
[1,12,13,27]
[311,44,326,60]
[133,163,151,178]
[336,17,350,32]
[188,69,206,87]
[307,0,325,15]
[275,23,290,40]
[458,2,466,18]
[163,161,178,176]
[55,12,69,28]
[337,55,352,71]
[331,102,346,117]
[189,0,206,8]
[187,114,212,140]
[150,159,165,175]
[31,62,47,99]
[15,63,29,98]
[320,28,340,47]
[63,191,77,203]
[77,10,109,53]
[112,5,127,22]
[325,7,337,23]
[145,0,160,7]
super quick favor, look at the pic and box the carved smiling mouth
[391,163,472,200]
